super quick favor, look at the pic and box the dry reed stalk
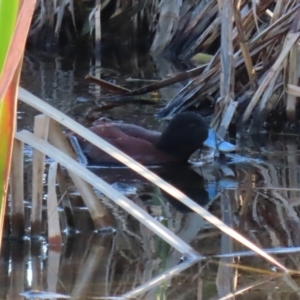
[216,192,236,297]
[103,63,207,99]
[286,34,300,120]
[233,0,274,47]
[57,235,90,294]
[47,248,61,298]
[213,0,234,137]
[215,247,300,257]
[271,196,297,246]
[271,0,286,24]
[287,83,300,96]
[255,186,300,192]
[174,213,205,244]
[70,236,111,299]
[183,1,217,37]
[182,1,218,52]
[122,258,198,299]
[203,23,224,51]
[286,143,299,206]
[183,15,221,59]
[56,165,75,231]
[184,0,270,59]
[30,243,43,292]
[103,1,146,32]
[32,0,76,43]
[47,119,114,229]
[251,68,283,131]
[282,274,300,297]
[133,0,139,35]
[10,139,25,237]
[3,202,10,238]
[180,1,219,58]
[216,276,281,300]
[31,114,50,236]
[150,0,182,54]
[238,173,253,232]
[217,101,238,138]
[233,0,256,87]
[88,4,98,38]
[242,32,300,122]
[95,0,101,53]
[8,246,26,299]
[85,74,131,94]
[197,268,203,300]
[248,4,300,46]
[47,162,62,248]
[54,0,67,39]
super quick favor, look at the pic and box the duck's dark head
[156,112,236,160]
[156,112,209,160]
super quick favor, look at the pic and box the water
[4,48,300,299]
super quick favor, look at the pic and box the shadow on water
[7,47,300,299]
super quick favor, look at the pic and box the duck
[71,112,236,165]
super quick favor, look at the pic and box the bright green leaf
[0,0,19,76]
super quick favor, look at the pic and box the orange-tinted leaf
[0,62,22,241]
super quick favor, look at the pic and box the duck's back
[76,121,180,165]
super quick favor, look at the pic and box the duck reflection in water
[92,162,237,213]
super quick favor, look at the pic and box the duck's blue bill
[203,129,236,152]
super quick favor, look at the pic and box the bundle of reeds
[153,0,300,134]
[29,1,300,133]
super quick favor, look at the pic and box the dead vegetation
[149,0,300,134]
[31,1,300,133]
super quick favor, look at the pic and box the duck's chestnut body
[74,112,236,165]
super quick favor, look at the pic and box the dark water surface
[3,49,300,299]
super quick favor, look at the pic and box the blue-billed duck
[72,112,236,165]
